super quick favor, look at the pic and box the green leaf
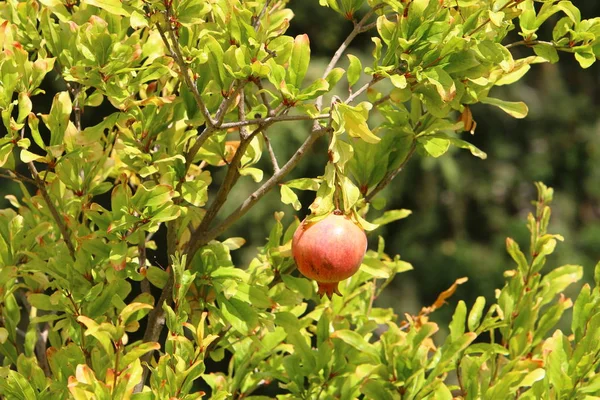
[27,293,63,311]
[340,175,360,211]
[285,178,320,191]
[495,63,531,86]
[0,327,8,344]
[334,102,380,143]
[390,74,407,89]
[119,342,160,370]
[45,91,72,147]
[372,209,412,226]
[119,303,153,326]
[325,67,345,89]
[145,266,168,289]
[427,133,488,159]
[468,296,486,332]
[449,301,467,342]
[361,379,395,400]
[298,78,329,100]
[288,34,311,88]
[506,237,529,273]
[239,167,263,182]
[419,137,450,158]
[539,264,583,305]
[534,43,559,64]
[423,67,456,102]
[331,329,380,361]
[82,0,130,16]
[347,54,362,87]
[574,50,596,69]
[481,97,529,119]
[20,149,44,163]
[181,173,211,207]
[282,275,314,299]
[3,370,37,400]
[280,184,301,211]
[218,296,259,335]
[17,93,32,124]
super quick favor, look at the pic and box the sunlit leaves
[332,102,380,143]
[481,97,529,119]
[0,0,596,398]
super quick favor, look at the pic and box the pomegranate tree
[292,211,368,298]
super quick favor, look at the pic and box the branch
[263,132,280,173]
[365,139,417,202]
[252,0,271,30]
[219,113,329,130]
[315,4,384,112]
[345,76,382,104]
[27,162,76,260]
[372,94,391,108]
[199,126,330,247]
[70,83,82,132]
[505,39,574,52]
[0,171,37,185]
[215,81,246,125]
[155,21,215,127]
[238,89,249,139]
[185,121,276,258]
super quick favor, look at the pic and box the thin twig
[372,94,391,107]
[238,90,249,139]
[0,171,37,185]
[70,83,82,131]
[252,0,271,30]
[27,162,76,260]
[345,77,382,104]
[365,139,417,202]
[315,4,384,112]
[215,81,245,125]
[220,113,330,130]
[155,22,215,127]
[254,80,274,116]
[505,39,573,52]
[263,132,280,173]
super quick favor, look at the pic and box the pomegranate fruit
[292,211,368,299]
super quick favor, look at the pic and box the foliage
[0,0,599,398]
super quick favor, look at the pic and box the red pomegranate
[292,211,368,299]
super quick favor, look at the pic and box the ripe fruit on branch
[292,211,368,299]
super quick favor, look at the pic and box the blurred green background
[1,0,599,327]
